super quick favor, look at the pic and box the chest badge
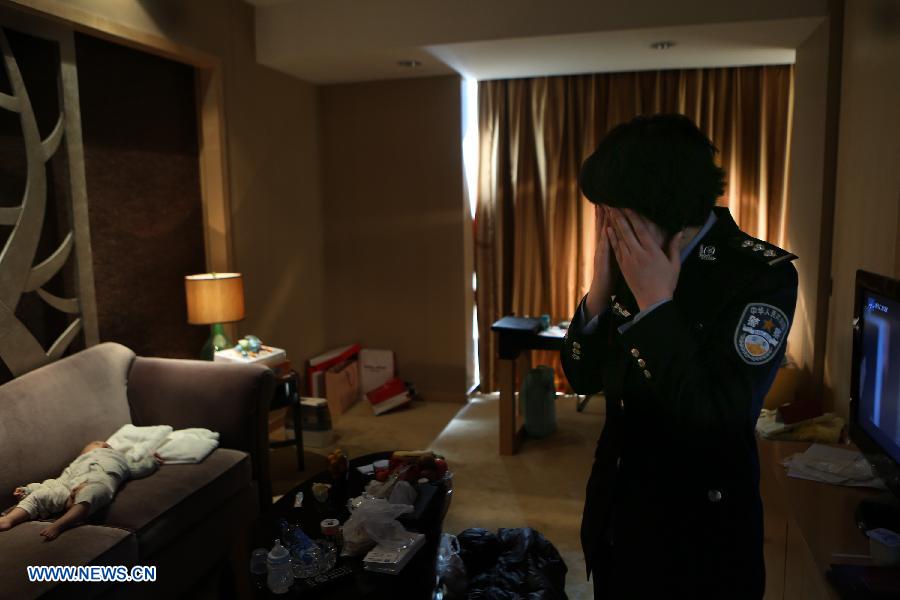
[699,244,717,261]
[734,303,790,365]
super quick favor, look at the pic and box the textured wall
[76,32,207,359]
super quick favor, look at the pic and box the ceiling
[245,0,828,84]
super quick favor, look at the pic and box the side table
[491,316,565,455]
[270,370,305,470]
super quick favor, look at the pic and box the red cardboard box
[366,378,411,416]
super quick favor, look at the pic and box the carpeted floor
[268,392,604,599]
[432,394,601,600]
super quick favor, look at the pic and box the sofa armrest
[126,356,275,507]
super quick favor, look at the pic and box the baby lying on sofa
[0,440,160,541]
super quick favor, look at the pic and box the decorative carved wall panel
[0,21,98,378]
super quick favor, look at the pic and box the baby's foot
[40,525,61,541]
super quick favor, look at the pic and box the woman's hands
[607,208,684,311]
[584,206,619,319]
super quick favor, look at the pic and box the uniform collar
[680,211,718,262]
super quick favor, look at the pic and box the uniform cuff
[577,296,604,335]
[617,299,671,334]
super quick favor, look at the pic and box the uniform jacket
[561,207,798,598]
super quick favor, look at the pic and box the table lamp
[184,272,245,360]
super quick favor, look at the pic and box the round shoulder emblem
[734,303,789,365]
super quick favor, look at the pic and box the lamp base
[200,323,232,361]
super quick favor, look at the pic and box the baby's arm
[40,502,89,541]
[129,454,161,479]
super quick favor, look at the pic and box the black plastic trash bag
[456,527,567,600]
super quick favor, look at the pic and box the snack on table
[328,449,349,480]
[374,450,449,483]
[312,482,331,503]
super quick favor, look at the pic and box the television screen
[857,291,900,465]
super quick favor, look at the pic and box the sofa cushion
[95,448,251,557]
[0,343,136,508]
[115,485,258,600]
[0,522,137,600]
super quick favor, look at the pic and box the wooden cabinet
[759,440,876,599]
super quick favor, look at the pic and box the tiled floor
[269,392,603,599]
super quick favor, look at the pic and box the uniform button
[630,348,640,358]
[573,341,581,349]
[619,399,625,410]
[572,354,581,361]
[708,489,723,503]
[637,358,646,368]
[694,322,704,332]
[616,457,622,468]
[643,370,652,379]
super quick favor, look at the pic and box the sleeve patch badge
[734,303,789,365]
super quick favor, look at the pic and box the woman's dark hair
[579,114,726,234]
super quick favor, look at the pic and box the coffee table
[250,451,451,599]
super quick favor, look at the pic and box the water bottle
[266,538,293,594]
[520,365,557,438]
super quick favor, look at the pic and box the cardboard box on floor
[326,360,359,419]
[358,349,395,400]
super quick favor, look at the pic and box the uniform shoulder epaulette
[728,234,797,267]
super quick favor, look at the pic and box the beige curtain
[475,66,795,392]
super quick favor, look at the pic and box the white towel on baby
[155,428,220,464]
[106,425,219,465]
[106,424,172,463]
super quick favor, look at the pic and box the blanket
[107,424,219,465]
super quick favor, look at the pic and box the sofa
[0,342,275,599]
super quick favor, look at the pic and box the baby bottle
[266,539,294,594]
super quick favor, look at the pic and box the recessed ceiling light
[397,59,423,68]
[650,41,676,50]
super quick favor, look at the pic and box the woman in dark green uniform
[562,114,797,598]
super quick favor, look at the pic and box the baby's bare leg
[0,507,32,531]
[40,502,89,541]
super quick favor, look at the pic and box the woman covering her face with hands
[563,114,797,599]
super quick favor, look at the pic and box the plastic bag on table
[387,480,418,505]
[341,496,415,556]
[433,533,467,600]
[364,464,411,499]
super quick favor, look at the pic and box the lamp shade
[184,272,245,325]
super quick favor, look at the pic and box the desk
[759,440,880,599]
[491,317,565,455]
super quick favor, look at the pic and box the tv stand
[856,492,900,533]
[760,440,880,599]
